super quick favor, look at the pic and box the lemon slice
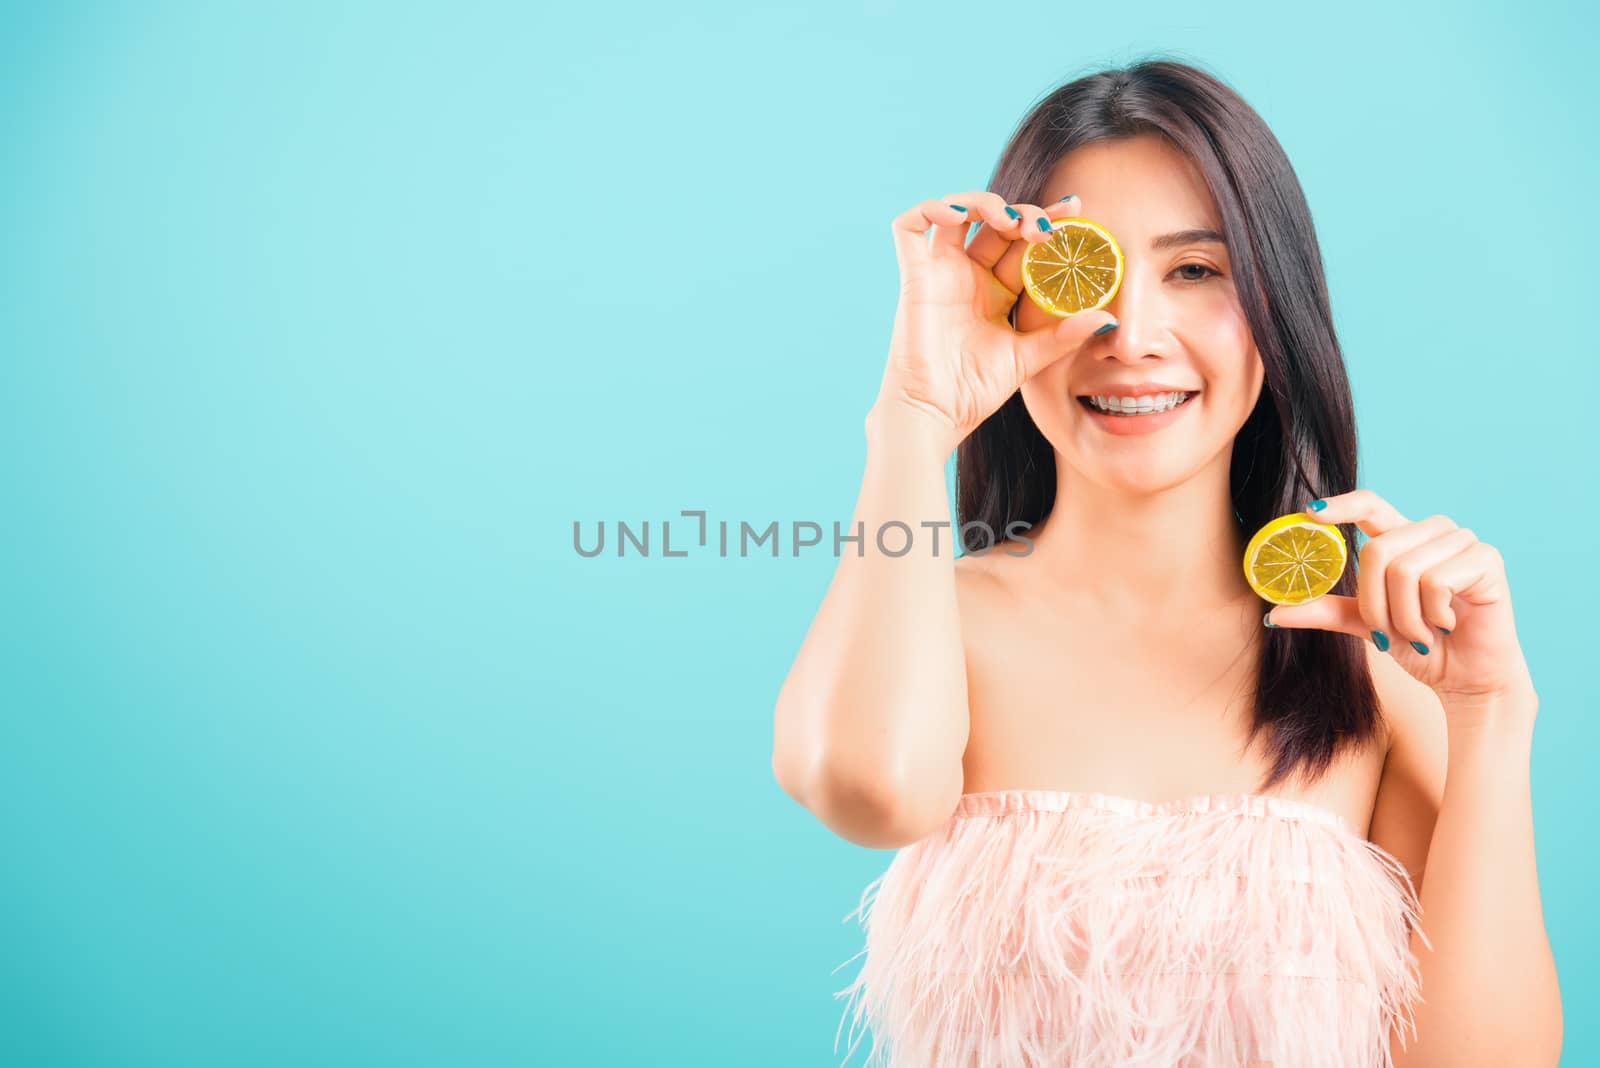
[1020,217,1124,318]
[1243,513,1348,605]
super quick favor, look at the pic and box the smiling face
[1018,134,1266,493]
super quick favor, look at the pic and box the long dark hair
[957,57,1377,794]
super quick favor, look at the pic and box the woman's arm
[1378,684,1562,1068]
[771,402,969,849]
[1264,488,1561,1065]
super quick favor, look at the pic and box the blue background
[2,2,1594,1064]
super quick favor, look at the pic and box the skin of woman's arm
[771,403,970,849]
[1374,671,1562,1067]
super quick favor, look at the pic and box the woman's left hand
[1263,488,1535,707]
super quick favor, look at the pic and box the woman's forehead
[1043,137,1223,241]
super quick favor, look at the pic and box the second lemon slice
[1020,217,1124,318]
[1243,513,1348,606]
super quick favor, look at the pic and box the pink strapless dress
[833,789,1430,1068]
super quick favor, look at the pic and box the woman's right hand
[872,191,1118,449]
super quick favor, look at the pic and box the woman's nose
[1097,273,1165,358]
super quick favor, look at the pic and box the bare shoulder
[952,548,998,583]
[1365,641,1448,892]
[951,550,1002,644]
[951,532,1036,583]
[949,540,1042,674]
[951,539,1030,620]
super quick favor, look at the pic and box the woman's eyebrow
[1150,228,1226,250]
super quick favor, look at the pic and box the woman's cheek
[1187,289,1252,348]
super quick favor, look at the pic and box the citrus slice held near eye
[1020,216,1124,318]
[1243,513,1349,606]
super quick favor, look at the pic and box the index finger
[967,193,1082,274]
[1303,488,1412,539]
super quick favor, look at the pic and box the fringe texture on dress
[833,789,1430,1068]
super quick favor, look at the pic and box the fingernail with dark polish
[1263,612,1279,629]
[1035,217,1051,232]
[1059,194,1077,202]
[1306,499,1327,512]
[950,203,968,212]
[1410,640,1430,655]
[1094,320,1119,336]
[1004,205,1021,219]
[1439,628,1452,635]
[1371,629,1390,651]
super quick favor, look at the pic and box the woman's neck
[1020,466,1255,622]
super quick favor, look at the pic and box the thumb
[1264,593,1363,638]
[1014,311,1119,382]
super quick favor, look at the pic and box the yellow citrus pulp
[1020,217,1124,318]
[1243,513,1348,605]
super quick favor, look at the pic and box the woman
[770,60,1561,1067]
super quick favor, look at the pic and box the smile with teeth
[1078,391,1198,416]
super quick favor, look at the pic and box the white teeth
[1088,391,1192,414]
